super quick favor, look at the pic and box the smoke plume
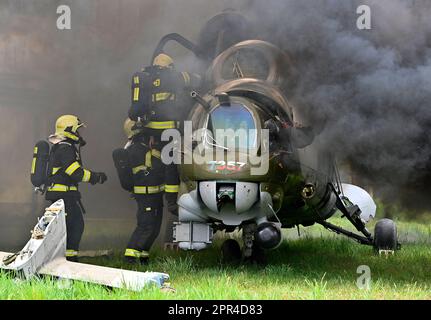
[245,0,431,210]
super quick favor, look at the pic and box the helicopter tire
[373,219,398,251]
[221,239,242,264]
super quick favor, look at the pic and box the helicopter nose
[254,222,282,250]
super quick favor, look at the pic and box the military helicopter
[152,12,400,262]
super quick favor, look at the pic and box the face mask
[78,136,87,147]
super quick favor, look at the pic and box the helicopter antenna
[267,204,282,227]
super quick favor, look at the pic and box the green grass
[1,215,430,300]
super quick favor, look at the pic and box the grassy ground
[1,215,430,300]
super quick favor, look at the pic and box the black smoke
[244,0,431,211]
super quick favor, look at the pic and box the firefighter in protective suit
[121,118,165,264]
[46,115,107,262]
[128,54,201,242]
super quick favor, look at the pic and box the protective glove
[91,172,107,185]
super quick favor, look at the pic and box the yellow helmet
[123,118,141,139]
[153,53,174,68]
[54,115,85,141]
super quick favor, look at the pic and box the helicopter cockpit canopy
[207,103,258,150]
[214,78,294,124]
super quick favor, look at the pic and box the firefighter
[128,53,200,127]
[45,115,107,262]
[121,118,165,264]
[127,53,201,243]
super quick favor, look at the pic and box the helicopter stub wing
[341,183,376,223]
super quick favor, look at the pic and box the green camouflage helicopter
[152,12,400,262]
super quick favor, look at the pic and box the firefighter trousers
[50,198,84,261]
[126,195,164,258]
[156,136,180,213]
[158,137,180,242]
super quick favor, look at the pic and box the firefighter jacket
[126,136,165,199]
[45,141,99,200]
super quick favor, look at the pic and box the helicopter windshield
[208,103,257,149]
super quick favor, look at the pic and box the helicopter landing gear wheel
[221,239,242,264]
[373,219,398,253]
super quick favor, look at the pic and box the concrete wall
[0,0,235,251]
